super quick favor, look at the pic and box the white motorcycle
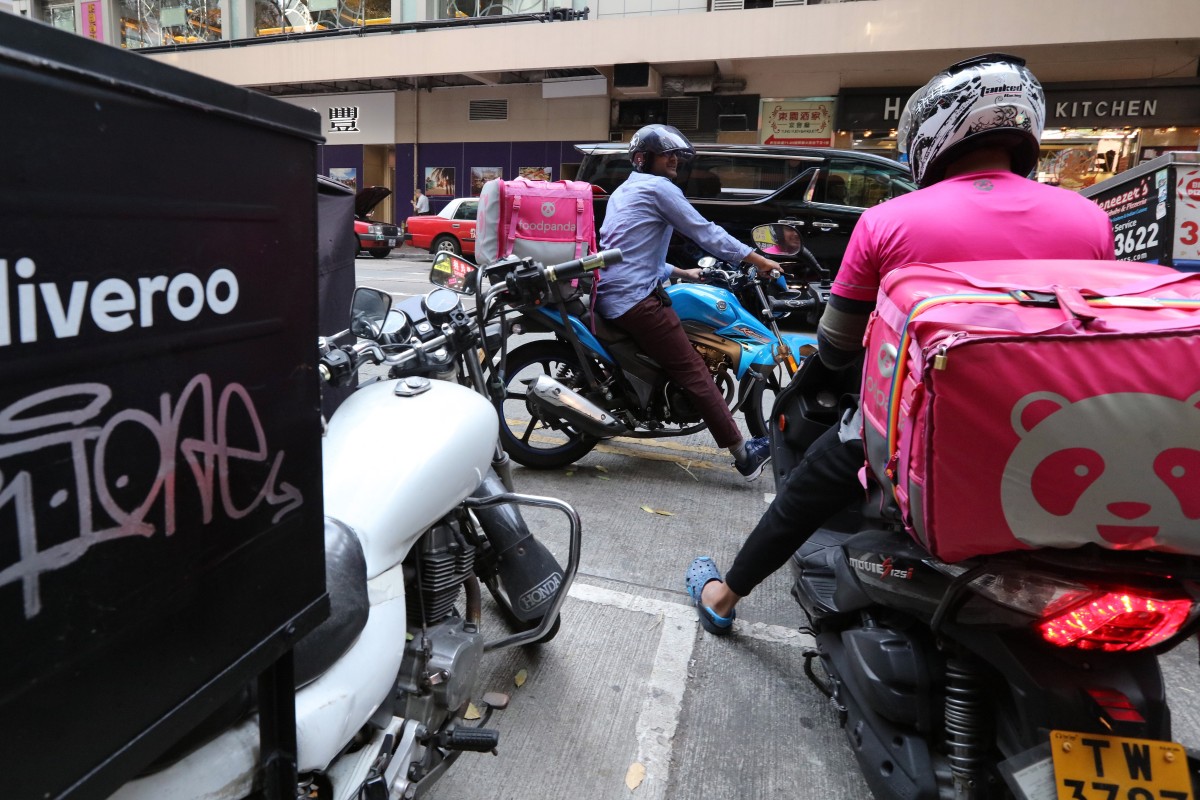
[112,285,580,800]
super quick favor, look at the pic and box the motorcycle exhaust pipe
[525,374,628,439]
[471,471,566,624]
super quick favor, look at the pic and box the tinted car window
[578,155,634,194]
[454,201,479,220]
[682,154,817,199]
[811,160,916,208]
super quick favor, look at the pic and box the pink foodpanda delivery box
[860,259,1200,563]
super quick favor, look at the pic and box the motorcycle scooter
[766,247,1200,799]
[476,228,820,470]
[112,286,581,800]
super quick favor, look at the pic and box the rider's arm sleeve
[817,294,875,371]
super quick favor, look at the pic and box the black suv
[575,143,917,276]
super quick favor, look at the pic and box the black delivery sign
[1090,171,1170,264]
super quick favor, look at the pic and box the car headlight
[368,224,383,234]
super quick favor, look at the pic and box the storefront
[836,79,1200,189]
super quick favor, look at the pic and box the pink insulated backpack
[474,177,597,269]
[860,259,1200,562]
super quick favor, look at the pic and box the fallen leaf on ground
[625,762,646,790]
[640,505,675,516]
[594,464,608,473]
[464,703,481,720]
[514,668,528,688]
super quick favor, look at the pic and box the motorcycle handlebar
[544,248,623,283]
[318,331,452,385]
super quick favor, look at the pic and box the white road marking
[566,582,814,799]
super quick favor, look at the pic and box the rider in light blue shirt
[592,125,782,483]
[595,171,754,318]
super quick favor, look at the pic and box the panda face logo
[541,201,557,218]
[1000,391,1200,551]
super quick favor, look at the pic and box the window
[685,154,816,199]
[812,161,915,208]
[454,201,479,220]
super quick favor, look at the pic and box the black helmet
[897,53,1045,187]
[629,124,695,173]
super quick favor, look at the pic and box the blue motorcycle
[466,224,819,470]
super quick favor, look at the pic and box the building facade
[12,0,1200,223]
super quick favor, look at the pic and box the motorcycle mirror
[430,251,479,295]
[751,223,804,257]
[349,286,392,340]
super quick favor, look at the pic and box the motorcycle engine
[691,340,731,373]
[405,516,475,626]
[395,517,485,726]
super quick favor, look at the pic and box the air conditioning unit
[613,63,661,97]
[718,114,749,132]
[543,75,608,99]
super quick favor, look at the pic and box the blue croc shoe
[733,436,771,482]
[685,556,734,636]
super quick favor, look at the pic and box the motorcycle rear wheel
[499,340,599,469]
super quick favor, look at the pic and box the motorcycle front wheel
[499,340,600,469]
[741,368,780,440]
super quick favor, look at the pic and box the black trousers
[724,424,865,597]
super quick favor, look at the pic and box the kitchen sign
[838,81,1200,131]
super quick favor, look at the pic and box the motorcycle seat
[293,517,370,687]
[559,294,631,345]
[140,518,370,773]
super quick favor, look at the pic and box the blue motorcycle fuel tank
[666,283,810,378]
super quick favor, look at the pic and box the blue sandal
[685,557,735,636]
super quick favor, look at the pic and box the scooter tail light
[1037,589,1194,652]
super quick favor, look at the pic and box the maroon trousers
[607,291,743,448]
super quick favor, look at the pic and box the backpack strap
[505,192,523,258]
[574,196,585,259]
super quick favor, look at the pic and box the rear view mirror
[350,287,392,339]
[752,223,804,257]
[430,252,478,294]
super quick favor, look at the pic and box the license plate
[1050,730,1193,799]
[387,238,396,246]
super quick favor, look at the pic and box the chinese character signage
[761,99,836,147]
[329,106,360,133]
[279,92,396,144]
[81,0,103,39]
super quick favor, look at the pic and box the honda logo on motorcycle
[849,555,914,580]
[518,570,563,612]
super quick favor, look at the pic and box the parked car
[404,197,478,257]
[354,186,402,259]
[575,143,917,278]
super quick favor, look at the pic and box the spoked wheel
[498,340,599,469]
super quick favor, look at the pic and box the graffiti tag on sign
[0,375,304,619]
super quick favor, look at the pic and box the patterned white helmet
[897,53,1045,187]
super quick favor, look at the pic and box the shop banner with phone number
[760,100,836,147]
